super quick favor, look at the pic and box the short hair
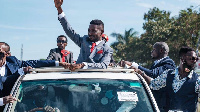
[57,35,68,42]
[155,42,169,53]
[90,19,104,30]
[0,42,10,52]
[179,46,195,58]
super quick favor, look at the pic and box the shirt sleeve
[58,12,65,19]
[82,62,88,69]
[149,70,169,90]
[195,75,200,93]
[55,61,59,67]
[0,98,4,106]
[18,68,25,76]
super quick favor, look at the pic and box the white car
[4,67,159,112]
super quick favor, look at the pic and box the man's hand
[131,62,139,69]
[23,66,32,74]
[59,62,71,69]
[54,0,63,14]
[3,95,17,105]
[133,68,151,85]
[132,68,143,75]
[44,105,56,112]
[118,60,132,67]
[69,63,85,71]
[109,63,114,67]
[54,0,63,8]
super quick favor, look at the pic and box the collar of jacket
[6,57,20,74]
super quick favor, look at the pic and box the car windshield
[13,79,154,112]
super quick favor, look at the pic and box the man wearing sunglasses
[47,35,73,63]
[0,42,70,110]
[137,46,199,112]
[54,0,113,71]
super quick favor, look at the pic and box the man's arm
[58,14,83,47]
[135,69,151,85]
[136,69,169,90]
[138,62,175,78]
[119,60,132,67]
[22,60,71,69]
[119,61,153,77]
[6,55,69,69]
[22,60,57,68]
[54,0,83,47]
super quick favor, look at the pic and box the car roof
[23,72,139,81]
[23,67,139,81]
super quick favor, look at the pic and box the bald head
[0,42,10,53]
[154,42,169,54]
[151,42,169,60]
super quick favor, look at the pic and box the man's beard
[183,61,196,71]
[58,46,64,50]
[89,35,100,42]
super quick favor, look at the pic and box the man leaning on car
[119,42,176,111]
[0,42,70,110]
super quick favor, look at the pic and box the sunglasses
[57,40,67,43]
[186,55,199,61]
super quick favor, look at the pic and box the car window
[12,79,154,112]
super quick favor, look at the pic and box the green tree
[141,7,200,66]
[110,28,139,62]
[111,6,200,67]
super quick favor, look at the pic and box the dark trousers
[152,88,167,112]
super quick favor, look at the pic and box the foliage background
[111,6,200,68]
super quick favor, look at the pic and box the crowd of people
[120,44,199,112]
[0,0,199,111]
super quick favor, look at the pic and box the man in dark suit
[47,35,74,63]
[120,42,176,78]
[0,42,70,109]
[119,42,176,111]
[54,0,113,71]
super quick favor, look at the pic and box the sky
[1,0,200,61]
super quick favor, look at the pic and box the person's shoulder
[194,71,199,76]
[163,68,175,76]
[6,56,19,63]
[82,35,89,40]
[162,57,175,64]
[6,56,18,60]
[50,48,57,51]
[103,44,113,51]
[83,35,88,37]
[49,48,59,52]
[164,56,173,61]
